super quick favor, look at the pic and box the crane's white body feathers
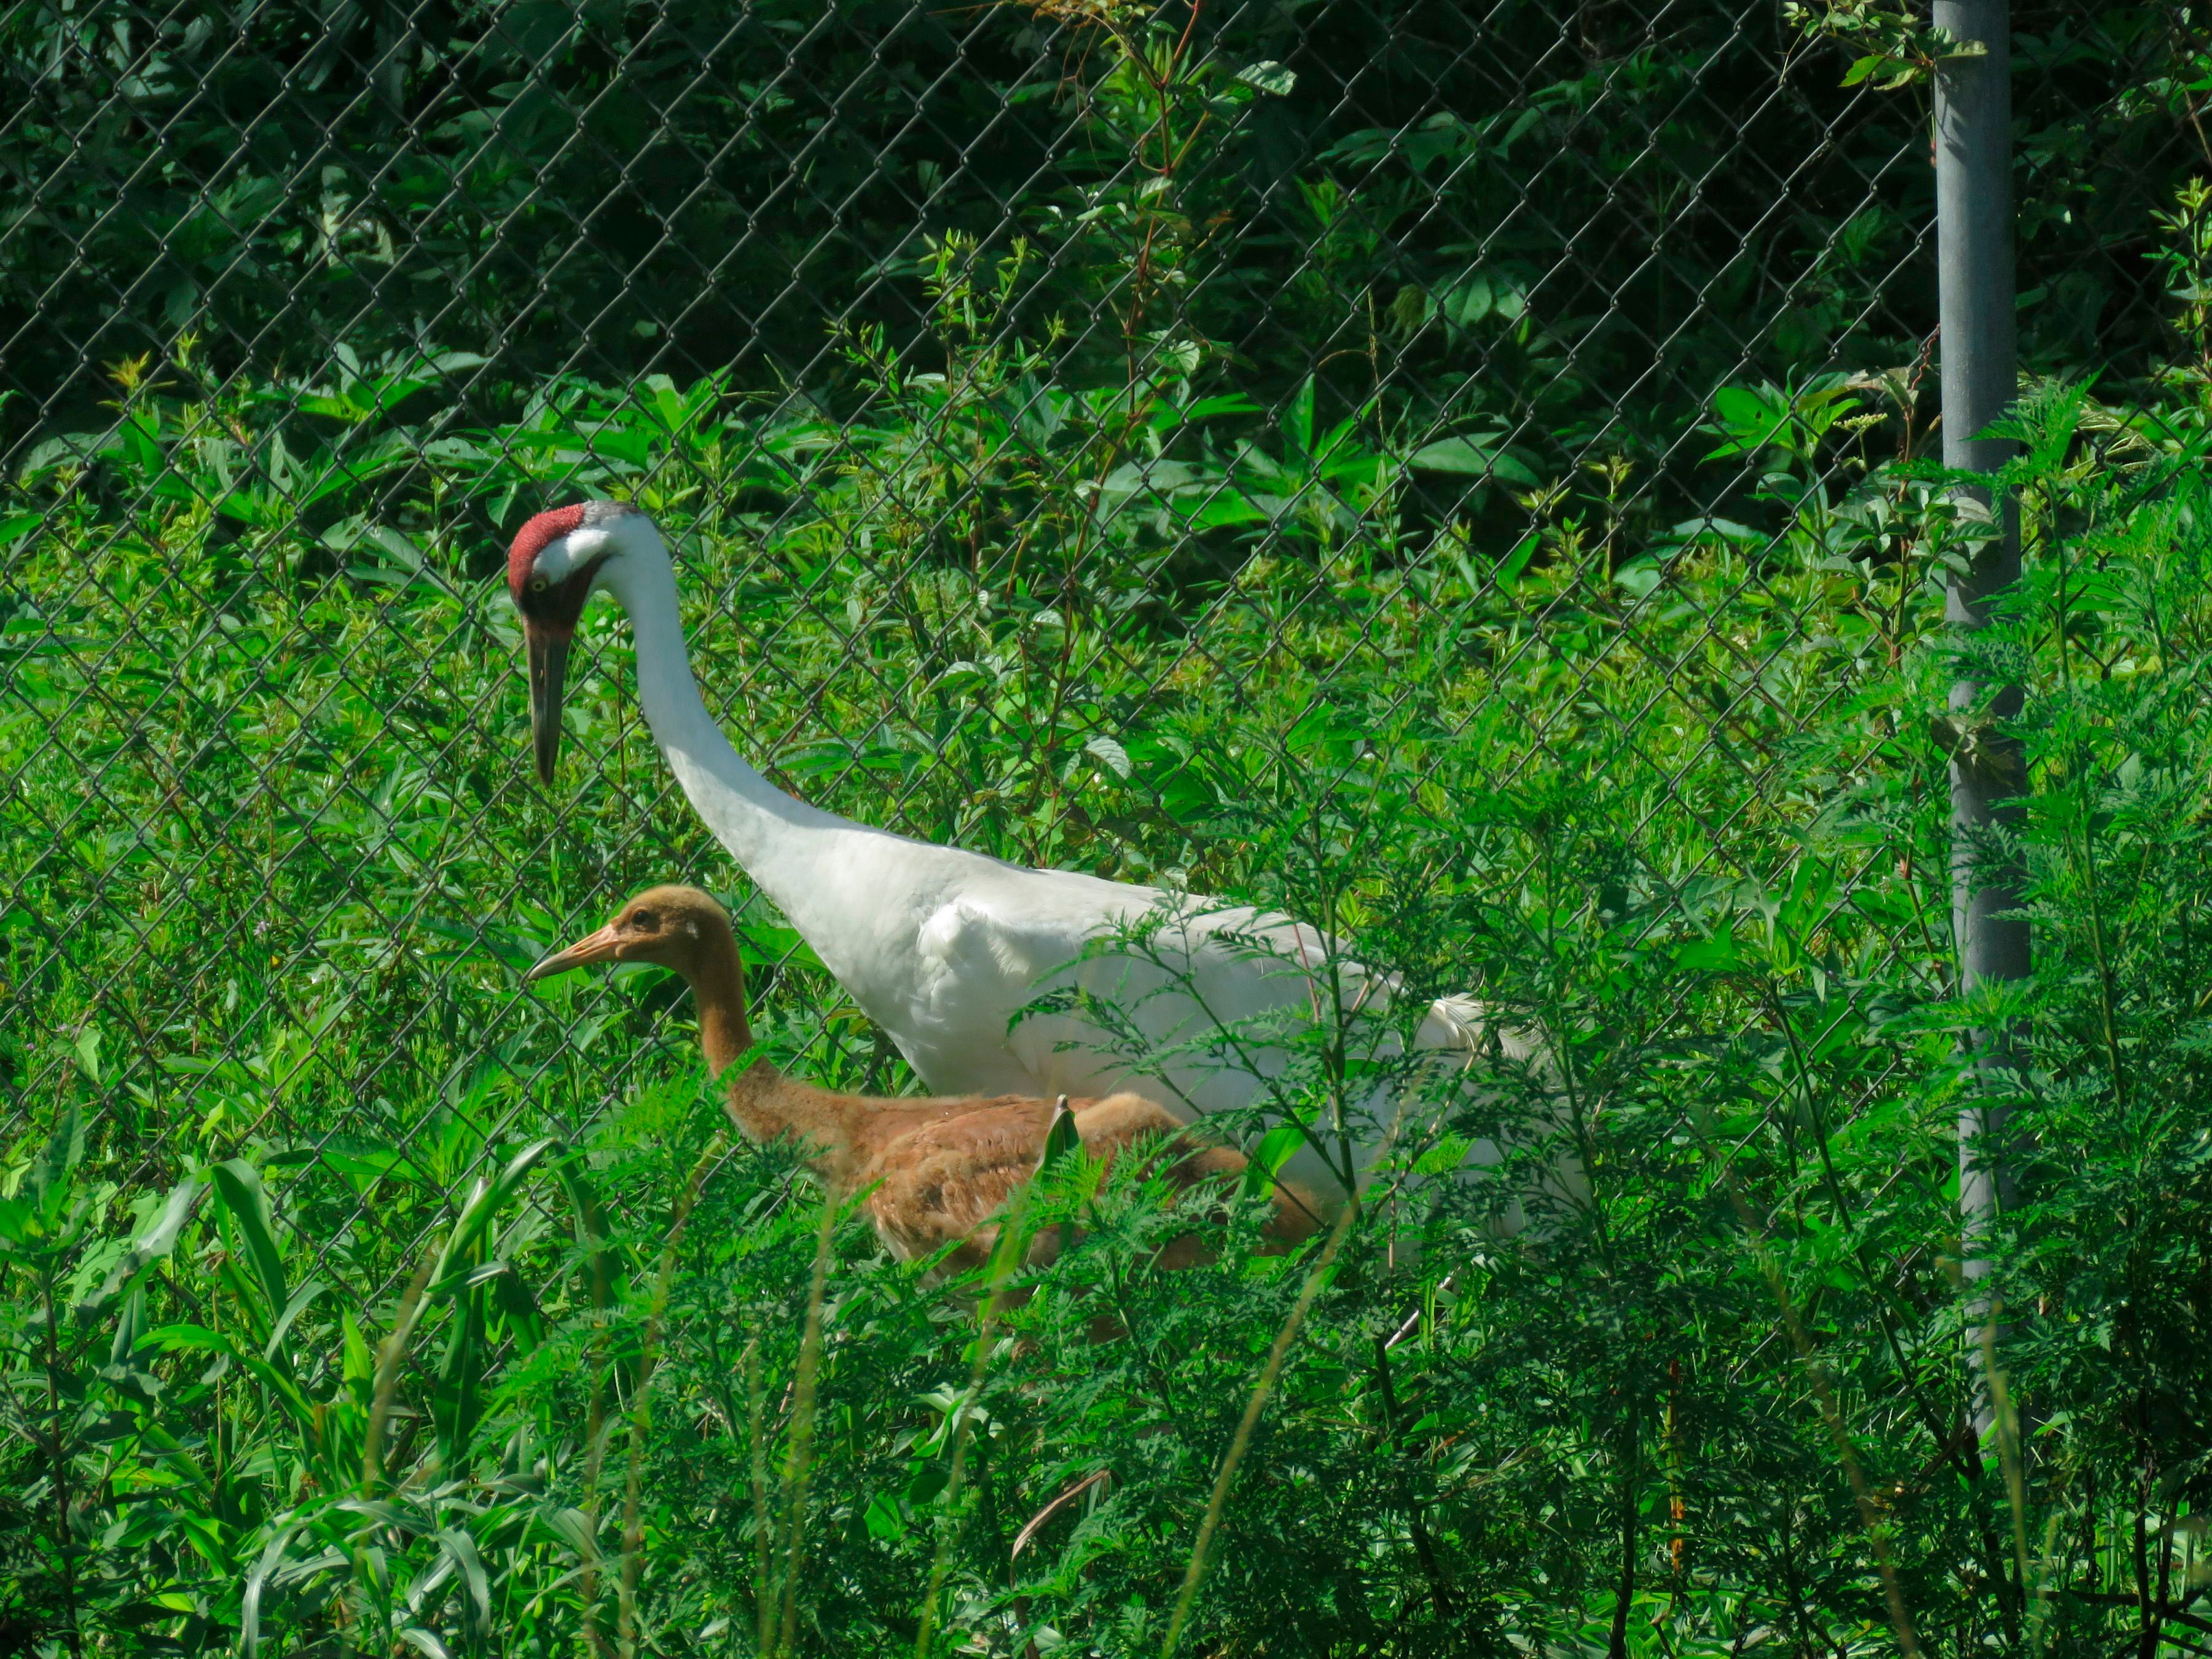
[587,524,1512,1203]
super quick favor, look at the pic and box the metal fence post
[1934,0,2029,1436]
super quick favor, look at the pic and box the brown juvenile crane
[526,885,1315,1278]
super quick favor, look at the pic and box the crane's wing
[903,893,1067,1092]
[912,877,1438,1112]
[909,877,1540,1212]
[860,1102,1056,1273]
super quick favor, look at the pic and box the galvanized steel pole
[1934,0,2028,1437]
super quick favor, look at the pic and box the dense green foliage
[4,0,2197,514]
[4,1,2212,1655]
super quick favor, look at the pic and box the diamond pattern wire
[0,0,2190,1291]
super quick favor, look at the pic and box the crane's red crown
[507,504,589,598]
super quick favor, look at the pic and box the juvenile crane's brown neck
[653,912,864,1183]
[672,924,753,1077]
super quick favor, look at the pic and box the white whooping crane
[506,500,1537,1212]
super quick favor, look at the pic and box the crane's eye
[629,910,658,932]
[530,575,550,593]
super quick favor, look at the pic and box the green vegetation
[5,0,2212,1654]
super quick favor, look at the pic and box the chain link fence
[0,0,2196,1271]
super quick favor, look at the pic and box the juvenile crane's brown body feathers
[528,886,1301,1276]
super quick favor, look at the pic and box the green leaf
[1703,384,1793,458]
[864,1491,909,1540]
[1236,59,1296,96]
[1281,378,1316,457]
[108,1283,149,1370]
[1413,1134,1473,1176]
[1674,932,1743,972]
[552,1155,624,1308]
[1410,436,1537,486]
[437,1528,493,1641]
[211,1161,289,1329]
[1614,559,1662,599]
[1494,532,1539,586]
[1182,490,1273,529]
[1040,1100,1083,1174]
[236,1351,320,1431]
[1178,393,1262,424]
[242,1521,304,1659]
[0,510,45,551]
[264,1279,327,1365]
[343,1309,375,1396]
[29,1102,85,1223]
[137,1322,245,1358]
[80,1177,203,1316]
[1243,1121,1309,1199]
[429,1138,562,1296]
[1083,734,1132,779]
[539,1507,600,1561]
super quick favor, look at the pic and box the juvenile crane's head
[525,884,740,985]
[506,500,664,783]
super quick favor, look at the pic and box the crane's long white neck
[594,551,888,965]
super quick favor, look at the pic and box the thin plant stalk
[40,1260,84,1659]
[1159,1188,1365,1659]
[774,1193,841,1657]
[1607,1386,1639,1659]
[618,1134,728,1659]
[1687,1104,1925,1659]
[1371,1332,1452,1620]
[579,1220,618,1659]
[747,1336,772,1657]
[1980,1298,2039,1644]
[913,1180,1040,1659]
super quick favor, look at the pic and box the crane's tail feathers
[1415,995,1539,1064]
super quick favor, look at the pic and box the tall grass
[6,213,2212,1655]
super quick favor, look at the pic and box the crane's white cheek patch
[536,529,613,585]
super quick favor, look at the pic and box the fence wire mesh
[0,0,2197,1284]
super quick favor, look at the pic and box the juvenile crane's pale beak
[526,621,571,786]
[525,919,624,982]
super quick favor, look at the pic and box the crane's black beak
[527,622,571,786]
[525,919,624,983]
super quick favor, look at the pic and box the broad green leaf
[1244,1121,1309,1199]
[1674,932,1743,972]
[137,1322,244,1357]
[437,1529,493,1640]
[539,1507,599,1561]
[211,1161,288,1328]
[1494,532,1540,586]
[343,1309,375,1395]
[1040,1100,1083,1174]
[26,1103,86,1232]
[1083,734,1132,779]
[1410,436,1537,486]
[864,1491,908,1539]
[264,1279,328,1364]
[81,1177,204,1316]
[1280,377,1316,457]
[1182,490,1273,529]
[1236,59,1296,96]
[241,1521,304,1659]
[429,1139,562,1296]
